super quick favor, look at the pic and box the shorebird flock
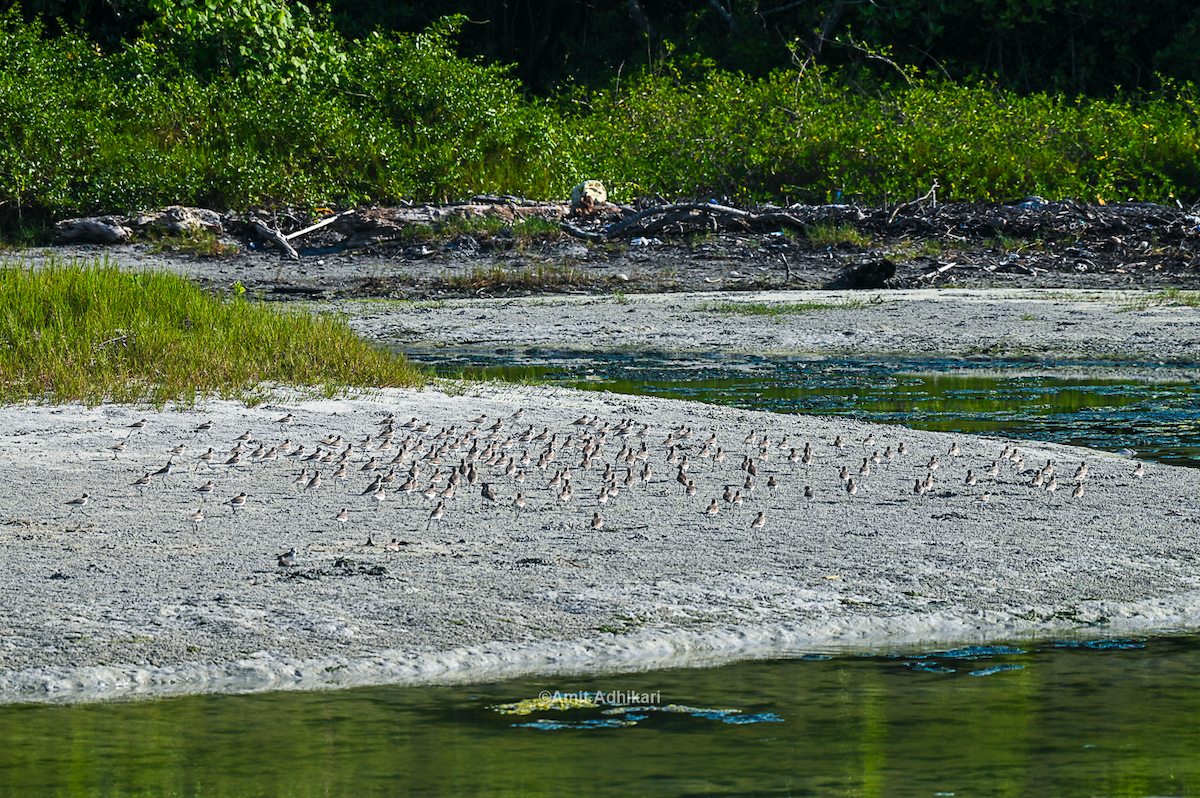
[60,403,1150,568]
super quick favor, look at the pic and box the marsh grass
[703,299,865,316]
[445,263,590,292]
[0,258,424,406]
[1118,287,1200,312]
[148,229,237,258]
[802,224,874,247]
[511,217,564,240]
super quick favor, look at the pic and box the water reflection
[409,351,1200,467]
[3,635,1200,796]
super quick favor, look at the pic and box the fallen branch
[249,219,300,260]
[605,202,755,238]
[284,210,354,242]
[920,262,958,280]
[559,221,607,243]
[887,181,940,225]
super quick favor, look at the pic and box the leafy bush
[0,10,576,231]
[568,66,1200,204]
[0,5,1197,238]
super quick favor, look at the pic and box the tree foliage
[4,0,1199,95]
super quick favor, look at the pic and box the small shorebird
[335,508,350,525]
[705,498,720,518]
[276,413,294,425]
[277,548,298,567]
[226,492,248,513]
[427,501,444,529]
[804,485,815,508]
[948,441,961,457]
[194,481,215,501]
[964,470,977,487]
[1044,476,1058,501]
[151,461,175,486]
[130,472,151,491]
[108,442,126,459]
[590,512,603,530]
[750,511,766,530]
[1071,483,1085,501]
[64,493,90,511]
[195,448,215,469]
[1132,462,1145,478]
[126,419,147,435]
[513,493,527,513]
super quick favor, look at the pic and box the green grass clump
[512,217,564,240]
[1118,287,1200,312]
[802,223,873,247]
[0,259,424,406]
[703,298,864,316]
[445,263,589,292]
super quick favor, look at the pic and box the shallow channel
[4,634,1199,796]
[407,351,1200,468]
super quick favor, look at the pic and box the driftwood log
[559,202,811,242]
[50,217,132,244]
[249,219,299,260]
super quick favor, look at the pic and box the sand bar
[2,369,1198,704]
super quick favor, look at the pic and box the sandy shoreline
[361,288,1200,364]
[4,375,1199,704]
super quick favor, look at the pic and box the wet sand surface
[3,380,1198,704]
[360,288,1200,363]
[2,244,1199,703]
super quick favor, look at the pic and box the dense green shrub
[0,6,1197,236]
[569,67,1200,204]
[0,10,574,230]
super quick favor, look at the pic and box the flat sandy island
[2,287,1199,704]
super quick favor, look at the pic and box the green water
[3,636,1200,797]
[411,351,1200,467]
